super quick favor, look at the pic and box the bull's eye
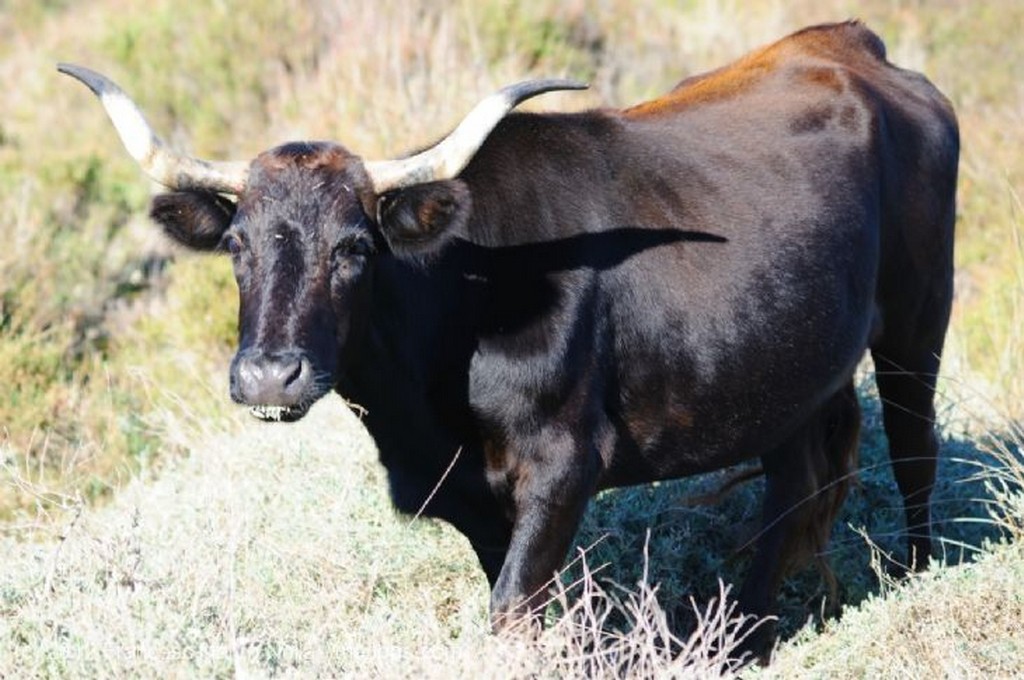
[346,239,373,257]
[332,237,373,261]
[330,238,373,283]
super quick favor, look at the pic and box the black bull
[61,21,958,642]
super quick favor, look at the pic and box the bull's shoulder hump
[622,20,887,119]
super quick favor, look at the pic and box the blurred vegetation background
[0,0,1021,525]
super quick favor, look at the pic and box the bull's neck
[338,244,481,426]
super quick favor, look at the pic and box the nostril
[281,359,304,389]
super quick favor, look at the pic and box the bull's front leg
[488,427,599,631]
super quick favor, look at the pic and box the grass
[1,391,1021,676]
[764,419,1024,677]
[2,0,1023,676]
[763,540,1024,677]
[0,397,749,676]
[560,373,1021,643]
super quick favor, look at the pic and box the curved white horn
[57,63,249,194]
[363,79,587,194]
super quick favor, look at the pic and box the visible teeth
[250,405,288,421]
[247,403,311,422]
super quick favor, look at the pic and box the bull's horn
[363,79,587,195]
[57,63,249,194]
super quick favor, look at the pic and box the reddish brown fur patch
[622,20,883,119]
[256,142,356,173]
[800,66,845,92]
[623,50,778,117]
[417,198,452,231]
[672,408,695,429]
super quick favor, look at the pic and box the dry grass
[0,395,754,677]
[763,417,1024,676]
[763,541,1024,677]
[2,389,1022,677]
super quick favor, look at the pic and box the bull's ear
[376,180,471,258]
[149,191,237,252]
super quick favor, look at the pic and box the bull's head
[59,63,584,422]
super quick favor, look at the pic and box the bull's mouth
[247,403,311,422]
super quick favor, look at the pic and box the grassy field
[2,0,1023,676]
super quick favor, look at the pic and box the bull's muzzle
[230,349,316,422]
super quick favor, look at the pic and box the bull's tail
[787,380,861,607]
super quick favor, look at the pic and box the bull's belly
[597,348,863,489]
[597,402,800,489]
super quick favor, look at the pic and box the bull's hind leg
[737,383,860,655]
[871,344,945,571]
[871,99,956,571]
[871,247,953,571]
